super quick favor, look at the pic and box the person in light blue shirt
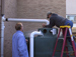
[12,23,29,57]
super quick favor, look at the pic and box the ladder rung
[66,45,73,47]
[56,50,75,53]
[58,37,72,40]
[60,25,71,28]
[69,53,74,56]
[58,38,64,40]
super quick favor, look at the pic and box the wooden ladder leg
[69,28,76,57]
[65,40,69,57]
[52,28,61,57]
[60,28,68,57]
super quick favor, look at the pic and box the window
[66,15,76,22]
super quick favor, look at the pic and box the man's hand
[42,23,46,27]
[26,39,28,42]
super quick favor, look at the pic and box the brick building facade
[0,0,66,57]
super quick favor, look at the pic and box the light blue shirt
[12,30,29,57]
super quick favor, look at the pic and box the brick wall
[4,0,17,57]
[17,0,66,18]
[4,0,66,57]
[17,0,66,32]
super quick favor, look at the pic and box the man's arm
[44,16,55,28]
[18,35,29,57]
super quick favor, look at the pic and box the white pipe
[1,16,49,57]
[3,18,49,25]
[1,15,5,57]
[30,31,43,57]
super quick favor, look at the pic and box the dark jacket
[45,14,68,28]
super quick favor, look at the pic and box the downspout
[1,15,5,57]
[30,31,43,57]
[1,0,5,56]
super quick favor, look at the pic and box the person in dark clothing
[43,12,73,28]
[43,12,73,36]
[43,12,76,47]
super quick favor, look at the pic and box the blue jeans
[64,20,73,28]
[64,20,73,36]
[64,20,76,47]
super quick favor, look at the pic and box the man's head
[15,22,23,31]
[47,12,52,19]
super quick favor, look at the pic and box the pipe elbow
[45,20,49,25]
[30,31,43,38]
[2,15,6,21]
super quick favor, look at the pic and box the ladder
[52,25,76,57]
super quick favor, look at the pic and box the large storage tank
[25,28,74,57]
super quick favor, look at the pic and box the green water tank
[25,28,74,57]
[34,28,66,57]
